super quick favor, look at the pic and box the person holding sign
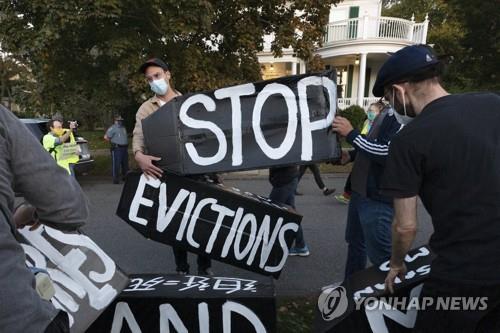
[376,44,500,332]
[42,119,79,176]
[133,58,212,275]
[333,101,401,279]
[0,105,88,332]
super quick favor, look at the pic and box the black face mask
[116,120,123,126]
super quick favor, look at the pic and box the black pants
[44,311,69,333]
[344,173,352,194]
[173,246,211,273]
[414,276,500,332]
[298,164,325,190]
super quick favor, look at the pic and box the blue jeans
[269,177,305,248]
[344,191,393,279]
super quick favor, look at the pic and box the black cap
[372,45,440,97]
[139,58,170,74]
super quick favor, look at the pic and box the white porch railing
[324,15,429,45]
[338,97,380,110]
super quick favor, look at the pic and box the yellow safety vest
[43,130,80,174]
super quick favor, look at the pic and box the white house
[258,0,429,110]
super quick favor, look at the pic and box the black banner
[143,71,341,175]
[89,274,276,333]
[315,246,435,333]
[117,172,302,278]
[19,225,129,333]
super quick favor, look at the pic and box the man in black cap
[132,58,212,275]
[104,114,128,184]
[377,44,500,332]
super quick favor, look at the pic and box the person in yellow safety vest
[42,119,80,176]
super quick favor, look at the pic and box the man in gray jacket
[0,105,89,332]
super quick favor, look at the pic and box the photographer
[42,120,80,176]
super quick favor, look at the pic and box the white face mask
[149,78,169,96]
[392,88,414,125]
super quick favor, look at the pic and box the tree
[0,0,340,128]
[383,0,499,92]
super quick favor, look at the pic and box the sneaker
[334,194,350,204]
[176,270,189,275]
[323,188,336,196]
[197,268,214,276]
[295,190,303,196]
[289,246,310,257]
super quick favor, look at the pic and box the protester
[295,163,335,196]
[334,103,383,205]
[133,58,212,275]
[0,105,88,332]
[376,44,500,332]
[269,165,310,256]
[42,119,79,176]
[104,114,129,184]
[332,101,401,279]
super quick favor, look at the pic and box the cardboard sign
[142,71,341,175]
[19,225,129,333]
[89,274,276,333]
[315,246,435,333]
[117,172,302,278]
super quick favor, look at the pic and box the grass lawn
[277,297,317,332]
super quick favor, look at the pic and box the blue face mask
[149,78,169,96]
[367,111,377,121]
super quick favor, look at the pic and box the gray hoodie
[0,105,89,332]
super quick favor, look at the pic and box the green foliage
[383,0,499,92]
[0,0,341,128]
[339,105,366,131]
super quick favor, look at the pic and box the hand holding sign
[384,262,408,294]
[134,151,163,179]
[332,116,354,137]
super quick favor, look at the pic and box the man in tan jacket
[133,58,212,275]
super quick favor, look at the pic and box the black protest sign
[19,225,129,333]
[89,274,276,333]
[315,246,435,333]
[142,71,340,175]
[117,171,302,278]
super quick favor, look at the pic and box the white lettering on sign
[179,76,337,166]
[129,174,299,274]
[252,83,298,160]
[129,176,161,226]
[109,301,267,333]
[364,284,423,333]
[21,226,124,330]
[298,76,337,161]
[214,84,256,166]
[180,94,227,166]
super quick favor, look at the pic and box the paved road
[79,173,433,297]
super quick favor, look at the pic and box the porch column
[299,60,306,74]
[291,61,297,75]
[357,53,367,107]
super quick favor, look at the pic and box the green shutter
[349,6,359,18]
[348,7,359,39]
[346,65,354,98]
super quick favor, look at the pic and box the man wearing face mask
[333,100,402,279]
[133,58,213,275]
[104,114,128,184]
[376,44,500,332]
